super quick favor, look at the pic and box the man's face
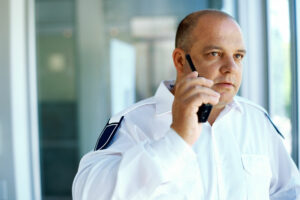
[186,15,246,107]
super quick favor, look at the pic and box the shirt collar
[154,80,174,115]
[228,96,244,114]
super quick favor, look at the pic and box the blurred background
[0,0,299,199]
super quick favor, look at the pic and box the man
[73,10,300,199]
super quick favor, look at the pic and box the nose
[220,55,239,74]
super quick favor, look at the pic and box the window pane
[267,0,292,154]
[36,0,78,199]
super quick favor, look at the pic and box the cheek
[196,62,219,79]
[236,67,243,86]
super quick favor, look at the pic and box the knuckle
[196,93,204,100]
[198,77,206,82]
[176,81,182,88]
[193,85,200,90]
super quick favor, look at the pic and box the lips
[217,82,234,85]
[214,81,235,88]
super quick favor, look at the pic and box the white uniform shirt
[73,81,300,200]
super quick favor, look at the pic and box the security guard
[73,10,300,199]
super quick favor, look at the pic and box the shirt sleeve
[72,124,202,200]
[269,128,300,199]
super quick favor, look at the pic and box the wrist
[170,124,196,146]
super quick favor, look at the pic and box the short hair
[175,10,235,52]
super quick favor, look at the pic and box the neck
[207,105,225,125]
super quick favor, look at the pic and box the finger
[177,78,215,97]
[180,86,220,100]
[184,92,220,107]
[186,71,198,78]
[176,71,198,88]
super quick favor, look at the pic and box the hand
[171,71,220,146]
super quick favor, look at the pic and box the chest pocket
[241,154,272,200]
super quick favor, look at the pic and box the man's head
[172,10,246,107]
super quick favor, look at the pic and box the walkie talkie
[185,54,213,123]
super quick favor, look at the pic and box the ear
[172,48,186,74]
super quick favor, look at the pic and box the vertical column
[290,0,299,166]
[237,0,269,109]
[5,0,41,199]
[0,0,16,198]
[27,0,42,197]
[10,0,32,197]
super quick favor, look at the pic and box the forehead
[191,15,245,50]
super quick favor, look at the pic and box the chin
[218,94,234,106]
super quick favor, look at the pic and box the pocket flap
[241,154,272,177]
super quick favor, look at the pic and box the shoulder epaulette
[235,96,284,139]
[234,96,268,114]
[94,97,156,151]
[264,113,284,139]
[94,116,124,151]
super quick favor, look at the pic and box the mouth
[215,82,235,88]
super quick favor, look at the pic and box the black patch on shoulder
[94,116,124,151]
[264,113,284,139]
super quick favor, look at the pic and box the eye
[210,52,221,57]
[234,53,244,60]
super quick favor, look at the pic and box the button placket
[211,127,221,200]
[211,122,247,200]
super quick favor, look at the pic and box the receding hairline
[187,9,234,20]
[175,10,237,51]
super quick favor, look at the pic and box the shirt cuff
[166,128,196,157]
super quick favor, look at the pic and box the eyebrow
[203,46,223,52]
[237,49,247,54]
[203,45,247,54]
